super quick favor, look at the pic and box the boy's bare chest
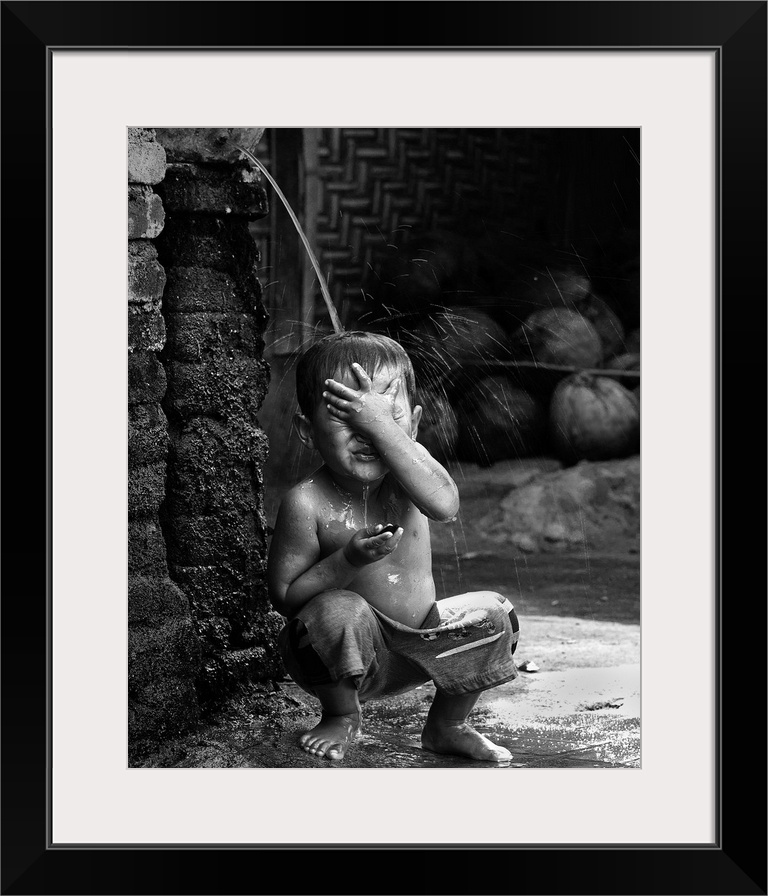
[314,481,425,558]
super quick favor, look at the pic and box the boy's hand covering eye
[343,523,403,567]
[323,363,402,431]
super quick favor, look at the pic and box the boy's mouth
[353,447,380,462]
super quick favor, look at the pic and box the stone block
[128,617,202,696]
[165,466,260,517]
[170,416,268,473]
[128,575,190,624]
[165,422,268,516]
[128,462,166,518]
[160,163,268,219]
[163,265,264,315]
[157,217,258,276]
[196,616,233,651]
[128,675,200,753]
[128,241,166,306]
[163,356,270,421]
[128,402,169,468]
[154,127,265,164]
[128,185,165,239]
[197,645,284,706]
[242,609,285,650]
[170,561,268,617]
[164,510,262,566]
[128,305,166,353]
[128,128,167,185]
[162,312,263,362]
[128,518,169,576]
[128,351,167,404]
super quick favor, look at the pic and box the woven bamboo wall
[254,127,639,346]
[312,128,552,324]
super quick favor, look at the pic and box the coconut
[415,388,459,461]
[624,328,641,355]
[549,372,640,463]
[577,294,625,359]
[511,307,603,369]
[401,307,511,390]
[605,352,640,389]
[518,266,592,308]
[456,375,548,466]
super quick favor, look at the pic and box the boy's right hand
[343,524,403,568]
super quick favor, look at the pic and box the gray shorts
[278,590,520,700]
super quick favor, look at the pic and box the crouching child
[267,331,520,762]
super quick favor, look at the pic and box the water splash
[234,144,344,335]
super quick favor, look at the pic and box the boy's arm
[267,488,403,617]
[323,364,460,522]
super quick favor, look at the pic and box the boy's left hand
[323,363,401,434]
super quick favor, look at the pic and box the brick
[164,510,263,566]
[128,128,167,185]
[128,675,200,750]
[157,217,258,276]
[128,351,167,404]
[128,575,190,624]
[160,163,268,219]
[128,185,165,239]
[165,468,261,518]
[128,462,166,518]
[196,616,233,651]
[164,418,267,515]
[170,561,267,612]
[128,402,169,467]
[128,305,166,353]
[197,645,284,704]
[173,416,269,470]
[128,241,166,305]
[128,617,202,695]
[128,518,169,576]
[154,127,265,164]
[162,265,263,315]
[163,356,270,421]
[162,311,263,362]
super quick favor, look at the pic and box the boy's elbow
[268,582,291,618]
[429,486,460,523]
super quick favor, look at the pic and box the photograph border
[3,2,766,893]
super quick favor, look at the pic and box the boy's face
[296,363,422,487]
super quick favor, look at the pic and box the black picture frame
[3,2,765,894]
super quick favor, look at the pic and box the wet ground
[139,556,640,770]
[152,658,639,769]
[138,459,640,769]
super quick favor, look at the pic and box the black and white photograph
[5,2,763,887]
[128,126,641,770]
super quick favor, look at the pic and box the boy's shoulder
[279,471,329,513]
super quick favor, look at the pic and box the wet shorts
[278,590,520,701]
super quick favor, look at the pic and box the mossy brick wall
[128,127,202,759]
[154,128,283,707]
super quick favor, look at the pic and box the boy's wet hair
[296,331,417,419]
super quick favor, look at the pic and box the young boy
[267,331,519,763]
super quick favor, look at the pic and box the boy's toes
[488,744,512,762]
[326,743,344,761]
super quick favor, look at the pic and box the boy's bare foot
[299,711,361,761]
[421,719,512,763]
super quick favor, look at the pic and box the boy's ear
[410,404,423,441]
[293,413,315,450]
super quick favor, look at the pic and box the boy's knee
[471,591,520,652]
[298,589,372,632]
[305,588,367,614]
